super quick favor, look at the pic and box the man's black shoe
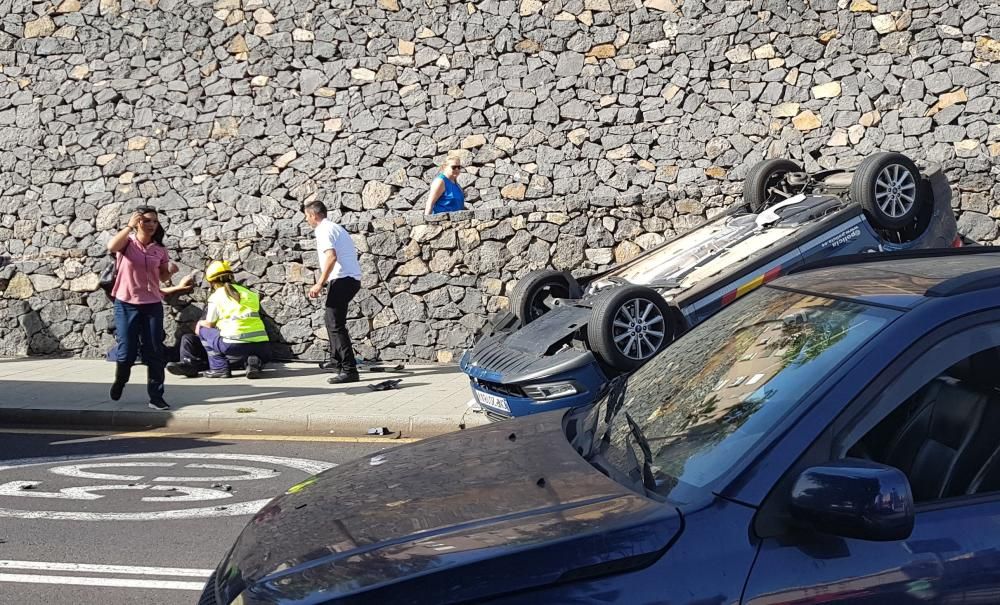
[148,397,170,411]
[110,380,125,401]
[200,369,232,379]
[319,360,340,371]
[166,362,200,378]
[327,371,360,385]
[246,356,262,379]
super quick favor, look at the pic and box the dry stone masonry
[1,0,999,361]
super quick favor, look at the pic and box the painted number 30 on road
[0,453,333,521]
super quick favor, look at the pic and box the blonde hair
[441,158,462,171]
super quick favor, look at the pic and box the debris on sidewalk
[367,378,402,391]
[367,426,392,436]
[236,407,257,414]
[368,363,406,372]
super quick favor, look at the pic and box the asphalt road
[0,429,398,605]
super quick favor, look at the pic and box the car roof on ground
[770,249,1000,308]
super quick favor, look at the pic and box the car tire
[851,152,924,231]
[588,285,676,372]
[744,158,802,213]
[510,269,581,324]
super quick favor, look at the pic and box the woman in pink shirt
[106,206,178,410]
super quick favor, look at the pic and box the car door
[742,319,1000,604]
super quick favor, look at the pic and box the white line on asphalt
[0,452,334,476]
[14,429,421,445]
[0,452,336,520]
[48,462,176,481]
[0,573,205,591]
[153,463,280,482]
[0,482,151,500]
[0,498,272,520]
[0,560,212,577]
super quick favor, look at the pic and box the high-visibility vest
[211,284,269,343]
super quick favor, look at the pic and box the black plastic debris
[367,427,392,436]
[368,378,402,391]
[368,363,405,372]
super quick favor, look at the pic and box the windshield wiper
[576,375,629,460]
[625,412,658,493]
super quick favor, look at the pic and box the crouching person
[168,260,270,379]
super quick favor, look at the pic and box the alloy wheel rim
[611,298,666,360]
[874,164,916,218]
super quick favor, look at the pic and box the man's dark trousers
[324,277,361,373]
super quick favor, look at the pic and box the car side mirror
[789,458,914,542]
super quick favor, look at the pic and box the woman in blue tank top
[424,158,466,215]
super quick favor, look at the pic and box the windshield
[579,287,900,503]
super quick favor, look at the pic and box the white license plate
[474,389,510,413]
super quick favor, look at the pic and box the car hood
[217,413,681,604]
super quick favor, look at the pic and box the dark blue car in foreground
[461,152,961,419]
[205,246,1000,604]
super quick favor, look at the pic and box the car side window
[841,326,1000,504]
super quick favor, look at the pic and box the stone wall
[1,0,999,360]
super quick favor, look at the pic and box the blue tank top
[431,174,465,214]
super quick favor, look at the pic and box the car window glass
[592,287,899,502]
[844,340,1000,503]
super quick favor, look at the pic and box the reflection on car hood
[220,413,681,604]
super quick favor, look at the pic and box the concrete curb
[0,407,484,439]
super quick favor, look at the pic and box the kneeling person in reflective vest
[191,260,270,379]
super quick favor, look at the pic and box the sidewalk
[0,358,487,438]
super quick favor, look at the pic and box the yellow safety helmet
[205,260,233,282]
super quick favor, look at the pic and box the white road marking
[0,560,212,577]
[0,482,234,502]
[143,486,233,502]
[29,429,421,445]
[0,452,335,520]
[152,463,279,482]
[48,463,175,481]
[0,573,205,591]
[0,498,272,520]
[0,452,333,476]
[0,482,150,500]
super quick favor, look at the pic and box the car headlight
[522,381,580,401]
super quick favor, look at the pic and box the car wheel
[744,158,802,212]
[510,269,581,324]
[851,152,924,231]
[588,285,676,372]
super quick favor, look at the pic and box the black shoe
[200,369,232,379]
[327,371,360,385]
[148,397,170,411]
[110,380,125,401]
[166,362,200,378]
[246,356,262,379]
[319,360,340,371]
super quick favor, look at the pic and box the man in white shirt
[304,201,363,384]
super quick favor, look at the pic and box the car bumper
[464,361,609,419]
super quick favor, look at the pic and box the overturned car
[460,152,961,419]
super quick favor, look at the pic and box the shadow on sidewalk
[0,377,436,410]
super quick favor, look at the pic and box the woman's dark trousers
[113,299,166,401]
